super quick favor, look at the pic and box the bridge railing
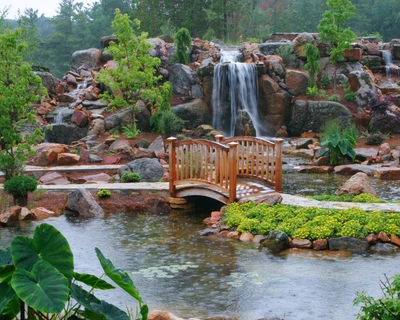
[167,137,239,201]
[215,135,283,192]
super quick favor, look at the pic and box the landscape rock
[70,48,103,72]
[148,136,165,153]
[369,103,400,134]
[57,153,81,165]
[329,237,369,253]
[172,99,212,130]
[148,310,185,320]
[19,207,34,220]
[313,239,328,250]
[119,158,164,182]
[34,143,70,165]
[296,138,314,149]
[39,172,70,185]
[104,108,135,132]
[353,148,378,161]
[291,239,312,249]
[71,173,112,184]
[378,231,390,243]
[44,123,88,144]
[240,233,254,242]
[35,72,60,96]
[169,63,199,96]
[253,194,283,206]
[390,234,400,247]
[298,166,333,174]
[374,167,400,180]
[109,139,133,154]
[259,230,290,253]
[65,188,105,217]
[0,206,21,226]
[71,110,89,127]
[253,235,266,244]
[286,69,309,95]
[334,164,374,176]
[88,154,103,162]
[227,231,240,239]
[31,207,57,220]
[369,243,400,253]
[365,234,378,245]
[348,71,378,107]
[335,172,377,197]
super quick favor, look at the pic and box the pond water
[1,209,400,320]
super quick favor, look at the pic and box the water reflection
[0,211,399,320]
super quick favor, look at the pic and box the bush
[309,193,385,203]
[276,45,296,66]
[327,93,341,101]
[344,92,357,102]
[320,75,331,89]
[172,28,192,64]
[122,123,141,139]
[158,109,185,136]
[306,86,319,97]
[135,139,150,148]
[121,172,142,183]
[4,175,37,197]
[97,189,111,198]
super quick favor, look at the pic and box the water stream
[381,50,400,85]
[1,209,399,320]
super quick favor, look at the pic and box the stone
[364,43,380,55]
[378,143,391,156]
[44,123,88,145]
[71,173,112,184]
[313,239,328,250]
[329,237,369,253]
[0,206,21,226]
[132,148,156,160]
[172,99,212,130]
[296,138,314,149]
[253,194,283,206]
[253,235,266,244]
[199,228,218,236]
[65,188,105,217]
[286,69,309,95]
[369,243,400,253]
[89,154,103,162]
[57,153,80,165]
[35,72,59,95]
[335,172,377,197]
[227,231,240,239]
[378,231,390,243]
[292,238,312,249]
[240,232,254,242]
[70,48,103,72]
[39,172,70,185]
[105,108,135,132]
[169,63,199,96]
[348,71,378,107]
[71,110,89,127]
[353,148,378,161]
[34,143,69,165]
[369,103,400,134]
[148,136,165,152]
[334,164,374,176]
[374,167,400,180]
[210,211,222,222]
[365,234,378,245]
[287,149,314,159]
[167,197,187,205]
[148,310,185,320]
[344,48,362,61]
[109,139,133,154]
[298,166,333,174]
[104,156,122,164]
[31,207,57,220]
[390,234,400,247]
[19,207,33,220]
[259,230,290,253]
[120,158,164,182]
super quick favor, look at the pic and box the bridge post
[228,142,238,202]
[215,134,224,143]
[167,137,178,197]
[275,139,283,193]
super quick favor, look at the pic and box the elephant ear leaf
[95,248,142,302]
[73,272,115,290]
[0,247,12,266]
[90,300,130,320]
[11,260,69,314]
[0,282,16,314]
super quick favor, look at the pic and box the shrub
[320,75,331,89]
[158,109,185,136]
[310,193,385,203]
[327,93,341,101]
[136,138,150,148]
[122,123,141,139]
[364,132,388,146]
[303,44,320,87]
[97,189,111,198]
[246,37,262,43]
[276,45,296,66]
[306,86,319,97]
[344,92,357,102]
[4,175,37,197]
[172,28,192,64]
[121,172,142,183]
[70,149,79,154]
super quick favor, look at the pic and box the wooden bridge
[167,135,283,204]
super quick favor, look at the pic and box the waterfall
[212,48,265,137]
[54,107,70,124]
[381,50,400,84]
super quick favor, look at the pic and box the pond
[1,209,399,320]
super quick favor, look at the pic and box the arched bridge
[168,135,283,204]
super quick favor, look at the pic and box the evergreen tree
[172,28,192,64]
[303,44,321,88]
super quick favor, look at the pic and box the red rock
[34,143,69,165]
[0,206,22,225]
[313,239,328,250]
[148,310,185,320]
[390,234,400,247]
[299,166,333,174]
[240,232,254,242]
[227,231,240,239]
[36,106,49,115]
[71,173,112,184]
[253,235,266,244]
[55,83,66,94]
[31,207,58,220]
[374,167,400,180]
[365,234,378,245]
[65,74,77,88]
[378,142,391,156]
[286,69,309,95]
[365,43,380,55]
[57,153,80,165]
[39,172,70,185]
[19,207,34,220]
[104,156,121,164]
[210,211,222,222]
[219,230,230,237]
[344,48,362,61]
[292,238,312,249]
[378,231,390,243]
[335,172,377,197]
[71,110,88,127]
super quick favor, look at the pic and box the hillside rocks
[45,123,88,144]
[70,48,104,72]
[348,71,378,106]
[118,158,164,182]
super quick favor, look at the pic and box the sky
[3,0,98,19]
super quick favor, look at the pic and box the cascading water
[212,48,265,137]
[381,50,400,85]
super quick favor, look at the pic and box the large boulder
[259,230,290,253]
[169,63,200,96]
[258,42,293,56]
[319,60,363,82]
[32,143,69,165]
[335,172,377,197]
[329,237,369,253]
[44,124,88,144]
[369,103,400,134]
[118,158,164,182]
[105,108,134,131]
[286,69,309,95]
[34,72,59,96]
[348,71,378,107]
[70,48,103,72]
[288,100,352,136]
[65,189,104,217]
[172,99,211,129]
[293,32,331,58]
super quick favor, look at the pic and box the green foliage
[0,28,46,180]
[177,133,186,140]
[306,86,319,97]
[158,110,186,136]
[159,18,177,37]
[276,45,296,66]
[303,44,320,87]
[70,149,79,154]
[223,202,400,241]
[320,120,358,164]
[363,131,388,146]
[121,172,142,183]
[0,224,147,319]
[172,28,192,64]
[309,193,385,203]
[123,123,141,139]
[202,27,216,41]
[320,75,331,89]
[98,9,163,117]
[136,139,150,148]
[344,91,357,102]
[354,274,400,319]
[97,189,111,198]
[4,176,37,197]
[327,93,341,101]
[246,37,262,43]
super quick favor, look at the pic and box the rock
[169,63,199,96]
[335,172,377,197]
[287,149,314,159]
[172,99,212,130]
[71,110,89,127]
[240,233,254,242]
[296,138,314,149]
[104,108,135,132]
[39,172,70,185]
[378,231,390,243]
[19,207,34,220]
[365,234,378,245]
[292,238,312,249]
[89,154,103,162]
[333,164,374,176]
[293,32,331,58]
[364,43,380,55]
[253,235,266,244]
[390,234,400,247]
[259,230,290,253]
[57,153,81,165]
[44,123,88,144]
[82,100,109,110]
[132,148,156,160]
[298,166,333,174]
[119,158,164,182]
[378,142,391,156]
[199,228,218,236]
[288,100,351,136]
[71,173,112,184]
[286,69,309,95]
[259,42,293,56]
[148,136,164,153]
[361,55,382,73]
[369,103,400,134]
[65,188,105,217]
[313,239,328,250]
[70,48,103,72]
[374,167,400,180]
[227,231,240,239]
[329,237,369,253]
[109,139,133,155]
[30,207,57,220]
[148,310,185,320]
[253,194,282,206]
[193,124,218,138]
[33,143,70,165]
[353,148,378,161]
[104,156,122,164]
[369,243,400,253]
[348,71,378,107]
[0,206,21,226]
[234,110,256,136]
[344,48,362,61]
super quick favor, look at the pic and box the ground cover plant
[308,193,386,203]
[223,202,400,240]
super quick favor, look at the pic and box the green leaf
[73,272,115,290]
[0,247,12,266]
[95,248,142,302]
[338,139,351,155]
[90,300,130,320]
[0,265,15,283]
[70,283,102,311]
[11,260,69,314]
[11,224,74,279]
[0,282,16,314]
[0,295,19,320]
[140,304,149,320]
[347,148,356,161]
